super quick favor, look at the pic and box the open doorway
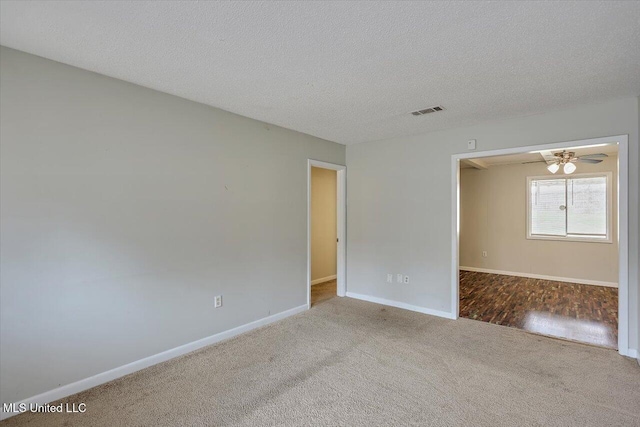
[307,160,346,308]
[452,136,629,354]
[310,166,338,305]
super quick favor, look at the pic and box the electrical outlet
[214,295,222,308]
[403,276,410,284]
[482,251,488,258]
[386,274,393,283]
[397,274,403,283]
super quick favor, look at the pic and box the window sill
[526,235,612,244]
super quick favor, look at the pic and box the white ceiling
[461,143,619,169]
[1,1,639,145]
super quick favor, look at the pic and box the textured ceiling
[462,144,619,169]
[1,1,639,145]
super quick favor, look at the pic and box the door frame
[307,159,347,308]
[451,135,630,356]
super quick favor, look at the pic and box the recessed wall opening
[452,136,629,354]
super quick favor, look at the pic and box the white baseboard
[459,266,618,288]
[311,275,336,286]
[0,304,308,421]
[345,292,456,320]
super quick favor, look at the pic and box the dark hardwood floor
[311,279,337,306]
[459,270,618,349]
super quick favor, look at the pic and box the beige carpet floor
[3,296,639,427]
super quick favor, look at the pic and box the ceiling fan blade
[521,161,546,164]
[577,158,602,164]
[578,153,608,159]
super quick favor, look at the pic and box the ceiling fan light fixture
[563,162,576,174]
[547,163,560,174]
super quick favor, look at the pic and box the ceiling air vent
[411,105,445,116]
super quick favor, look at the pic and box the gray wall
[346,97,639,354]
[0,47,345,404]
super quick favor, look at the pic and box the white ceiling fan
[546,150,608,174]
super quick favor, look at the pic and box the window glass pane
[567,177,607,236]
[530,179,566,236]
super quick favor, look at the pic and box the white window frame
[526,172,612,243]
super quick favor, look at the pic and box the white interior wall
[346,97,639,355]
[0,47,345,406]
[460,157,618,285]
[310,167,337,282]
